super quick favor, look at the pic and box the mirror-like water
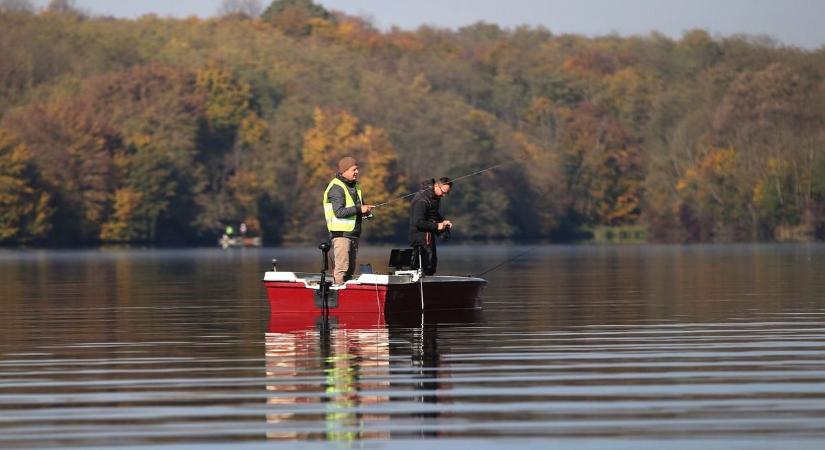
[2,244,825,449]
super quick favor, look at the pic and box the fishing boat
[219,235,262,249]
[263,243,486,316]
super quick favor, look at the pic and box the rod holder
[318,242,332,312]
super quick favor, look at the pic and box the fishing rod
[372,159,522,209]
[475,248,536,277]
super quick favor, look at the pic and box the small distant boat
[219,235,262,249]
[263,245,486,316]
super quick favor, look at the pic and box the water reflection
[264,311,480,441]
[3,245,825,448]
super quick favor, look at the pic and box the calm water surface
[2,244,825,449]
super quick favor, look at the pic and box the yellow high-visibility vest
[323,178,363,232]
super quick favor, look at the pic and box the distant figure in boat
[409,177,453,275]
[219,220,262,249]
[323,156,375,285]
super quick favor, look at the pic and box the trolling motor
[316,242,334,334]
[318,242,330,270]
[316,242,338,309]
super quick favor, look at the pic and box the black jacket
[409,179,444,246]
[327,175,363,238]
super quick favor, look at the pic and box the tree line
[2,0,825,245]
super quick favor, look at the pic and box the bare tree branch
[0,0,35,13]
[217,0,262,18]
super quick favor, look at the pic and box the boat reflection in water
[264,310,481,441]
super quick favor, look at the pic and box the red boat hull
[263,281,390,314]
[263,276,485,316]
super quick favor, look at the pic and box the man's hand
[437,220,452,231]
[360,204,375,214]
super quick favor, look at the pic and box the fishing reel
[438,224,451,241]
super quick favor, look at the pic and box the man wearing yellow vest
[323,156,375,285]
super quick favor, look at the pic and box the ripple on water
[2,245,825,447]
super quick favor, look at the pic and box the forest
[2,0,825,246]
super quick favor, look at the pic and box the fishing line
[372,159,522,208]
[418,251,425,311]
[475,248,536,277]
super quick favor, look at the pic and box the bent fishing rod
[372,158,522,209]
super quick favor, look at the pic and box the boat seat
[389,248,420,270]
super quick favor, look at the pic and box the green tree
[713,63,817,239]
[196,64,253,138]
[99,65,207,242]
[261,0,333,36]
[674,147,751,241]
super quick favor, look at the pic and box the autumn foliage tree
[0,129,52,243]
[2,5,825,245]
[261,0,333,36]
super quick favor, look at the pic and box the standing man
[323,156,375,285]
[409,177,453,275]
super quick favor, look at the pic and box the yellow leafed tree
[100,188,143,242]
[0,129,53,243]
[196,64,253,134]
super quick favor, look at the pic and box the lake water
[2,244,825,449]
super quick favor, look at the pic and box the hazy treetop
[26,0,825,49]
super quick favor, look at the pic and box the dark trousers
[415,244,438,276]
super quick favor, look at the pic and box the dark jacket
[327,174,363,238]
[409,179,444,246]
